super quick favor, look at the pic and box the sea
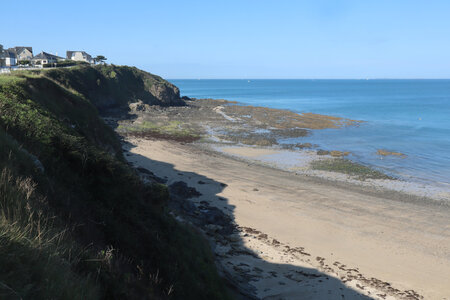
[170,79,450,197]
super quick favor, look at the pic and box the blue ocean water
[170,79,450,187]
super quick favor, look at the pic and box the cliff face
[0,67,230,300]
[44,65,185,111]
[149,80,181,106]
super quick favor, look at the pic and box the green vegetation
[18,60,31,66]
[0,163,100,299]
[0,67,230,299]
[311,158,393,180]
[94,55,107,64]
[117,120,200,142]
[42,64,183,110]
[43,60,89,68]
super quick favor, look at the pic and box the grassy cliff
[44,64,185,110]
[0,66,230,299]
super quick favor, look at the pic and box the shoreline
[123,137,450,299]
[113,98,450,203]
[206,143,450,205]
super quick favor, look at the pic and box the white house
[3,50,17,67]
[66,51,94,64]
[32,51,64,65]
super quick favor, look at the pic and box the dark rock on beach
[137,167,153,175]
[296,143,313,149]
[169,181,202,198]
[317,149,331,155]
[136,167,167,183]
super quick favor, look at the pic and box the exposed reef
[377,149,406,157]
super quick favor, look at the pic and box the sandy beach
[114,98,450,202]
[123,137,450,300]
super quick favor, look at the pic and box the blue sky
[3,0,450,78]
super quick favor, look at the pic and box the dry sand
[124,138,450,300]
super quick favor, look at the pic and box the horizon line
[166,78,450,80]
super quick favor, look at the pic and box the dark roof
[5,47,33,60]
[14,47,33,55]
[3,50,17,58]
[6,48,17,55]
[33,51,64,60]
[66,50,92,59]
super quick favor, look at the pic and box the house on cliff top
[0,45,34,67]
[66,50,94,64]
[32,51,64,65]
[2,49,17,67]
[8,47,33,61]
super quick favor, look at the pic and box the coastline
[171,79,450,190]
[208,144,450,204]
[3,62,447,299]
[114,98,450,203]
[123,137,450,299]
[112,97,450,299]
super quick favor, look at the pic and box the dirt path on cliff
[124,138,450,300]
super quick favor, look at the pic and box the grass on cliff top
[0,75,24,85]
[311,158,394,180]
[4,64,182,112]
[0,70,230,299]
[42,64,181,109]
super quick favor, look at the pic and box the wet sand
[124,138,450,300]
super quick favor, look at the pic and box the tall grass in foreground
[0,168,99,299]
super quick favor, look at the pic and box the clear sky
[3,0,450,78]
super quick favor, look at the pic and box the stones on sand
[169,181,202,198]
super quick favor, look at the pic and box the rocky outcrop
[44,65,185,113]
[316,149,350,157]
[377,149,406,157]
[149,80,183,106]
